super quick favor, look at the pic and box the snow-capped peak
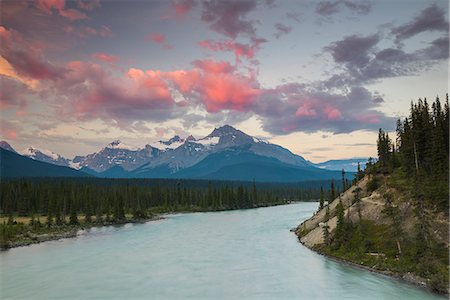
[106,140,139,151]
[208,125,241,137]
[23,146,60,160]
[151,136,186,150]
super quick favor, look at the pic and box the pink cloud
[323,105,342,120]
[93,52,118,64]
[199,73,261,112]
[127,68,145,80]
[198,39,265,65]
[147,32,173,49]
[192,59,234,73]
[35,0,87,21]
[171,0,196,18]
[165,69,200,93]
[56,62,177,124]
[0,26,65,81]
[295,103,317,117]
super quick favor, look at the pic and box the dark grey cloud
[200,0,259,39]
[326,34,380,67]
[323,25,448,88]
[274,23,293,39]
[392,4,449,41]
[253,84,395,135]
[316,0,371,16]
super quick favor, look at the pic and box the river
[0,202,444,299]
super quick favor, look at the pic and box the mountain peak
[107,140,121,147]
[106,140,139,151]
[160,135,182,145]
[186,135,196,142]
[0,141,16,153]
[208,125,242,137]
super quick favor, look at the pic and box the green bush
[367,177,379,193]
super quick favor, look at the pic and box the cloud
[286,12,302,23]
[64,25,113,39]
[200,0,259,39]
[35,0,88,21]
[191,59,234,73]
[55,62,179,125]
[0,119,19,140]
[254,85,394,134]
[324,30,449,88]
[326,34,379,67]
[392,4,449,42]
[93,52,118,64]
[316,0,371,16]
[0,75,30,110]
[198,39,266,64]
[147,32,173,49]
[0,26,66,81]
[77,0,101,11]
[274,23,293,39]
[171,0,197,18]
[164,60,261,112]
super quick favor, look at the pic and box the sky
[0,0,448,163]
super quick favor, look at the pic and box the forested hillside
[297,95,449,294]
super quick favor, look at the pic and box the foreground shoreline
[2,201,296,250]
[295,234,447,298]
[2,216,165,250]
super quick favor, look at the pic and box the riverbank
[297,238,445,297]
[1,215,164,250]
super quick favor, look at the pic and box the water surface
[0,202,443,299]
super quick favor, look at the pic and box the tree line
[0,178,332,224]
[377,94,449,211]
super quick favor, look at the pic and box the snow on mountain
[106,140,139,151]
[21,146,71,167]
[73,141,163,172]
[9,125,316,177]
[195,136,219,147]
[151,136,187,150]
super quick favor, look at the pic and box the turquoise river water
[0,202,444,299]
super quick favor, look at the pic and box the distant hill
[314,158,371,172]
[128,147,351,182]
[0,149,91,178]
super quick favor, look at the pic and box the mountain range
[0,125,364,181]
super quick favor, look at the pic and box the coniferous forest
[0,177,339,248]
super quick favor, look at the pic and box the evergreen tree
[319,186,324,210]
